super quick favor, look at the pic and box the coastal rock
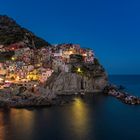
[45,70,108,95]
[103,85,140,105]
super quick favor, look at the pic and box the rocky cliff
[45,62,108,94]
[0,15,108,95]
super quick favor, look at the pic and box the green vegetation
[70,54,83,63]
[71,59,105,79]
[0,51,15,61]
[0,15,51,47]
[94,58,100,65]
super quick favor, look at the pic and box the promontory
[0,15,108,107]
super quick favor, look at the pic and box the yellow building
[27,69,39,81]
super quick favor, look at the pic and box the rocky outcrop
[45,70,108,95]
[0,86,76,108]
[0,86,56,108]
[103,85,140,105]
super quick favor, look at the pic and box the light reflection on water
[56,97,96,140]
[0,98,93,140]
[0,76,140,140]
[71,98,90,132]
[0,111,5,140]
[10,109,34,130]
[0,109,34,140]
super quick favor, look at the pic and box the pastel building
[38,68,54,83]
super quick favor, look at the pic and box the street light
[77,68,81,73]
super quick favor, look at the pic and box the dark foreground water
[0,75,140,140]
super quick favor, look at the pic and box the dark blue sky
[0,0,140,74]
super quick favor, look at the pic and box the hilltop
[0,15,51,48]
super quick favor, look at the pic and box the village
[0,43,94,91]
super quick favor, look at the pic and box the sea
[0,75,140,140]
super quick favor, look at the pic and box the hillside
[0,15,51,48]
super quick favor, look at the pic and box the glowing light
[5,80,10,83]
[83,53,87,56]
[77,68,81,73]
[11,57,15,61]
[0,78,3,81]
[69,51,73,54]
[15,76,20,81]
[34,84,37,87]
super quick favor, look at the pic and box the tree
[94,58,100,65]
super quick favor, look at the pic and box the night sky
[0,0,140,74]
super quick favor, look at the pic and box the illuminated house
[0,77,4,83]
[27,70,39,81]
[0,42,95,90]
[39,68,54,83]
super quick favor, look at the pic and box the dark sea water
[0,75,140,140]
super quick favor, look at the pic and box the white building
[39,68,54,83]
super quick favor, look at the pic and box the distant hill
[0,15,51,48]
